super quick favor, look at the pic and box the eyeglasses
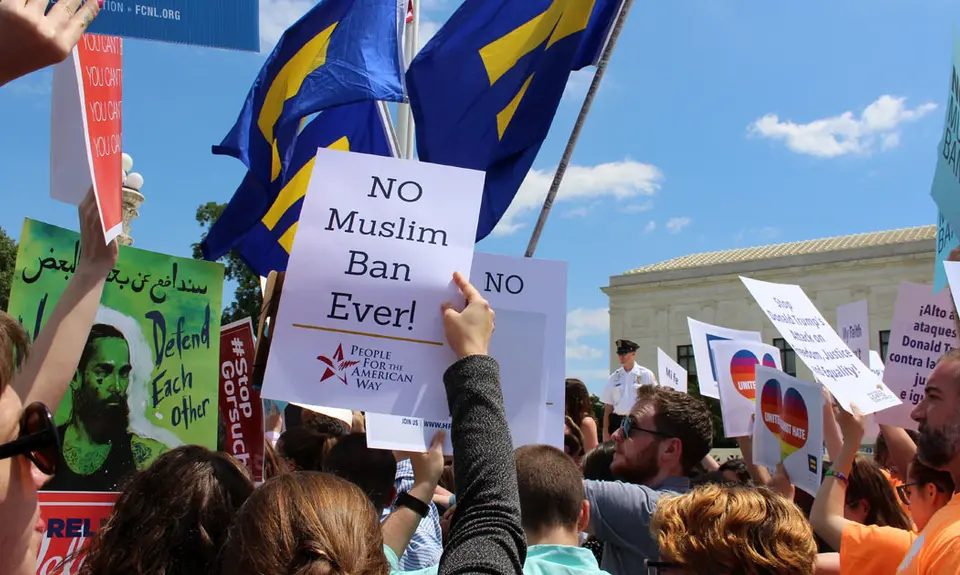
[897,482,945,505]
[0,402,60,475]
[644,560,681,574]
[620,416,674,440]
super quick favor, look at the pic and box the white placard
[836,300,870,362]
[366,253,568,453]
[875,282,958,429]
[869,350,885,378]
[740,276,900,415]
[687,318,762,399]
[365,413,454,455]
[261,148,485,420]
[712,340,783,438]
[752,366,824,497]
[657,348,688,393]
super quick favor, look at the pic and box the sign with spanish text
[35,491,119,574]
[712,340,783,438]
[51,34,123,243]
[49,0,260,51]
[10,219,224,492]
[836,300,870,362]
[656,348,688,393]
[687,317,761,399]
[261,149,484,420]
[752,367,823,497]
[365,252,568,452]
[935,211,958,292]
[930,36,960,236]
[875,283,956,429]
[219,318,263,482]
[740,276,901,415]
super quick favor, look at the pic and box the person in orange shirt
[896,349,960,574]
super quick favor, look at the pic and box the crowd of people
[3,4,960,575]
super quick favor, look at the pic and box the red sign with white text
[50,34,123,243]
[35,491,119,575]
[219,318,263,482]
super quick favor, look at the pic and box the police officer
[600,339,658,441]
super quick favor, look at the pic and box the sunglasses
[644,560,681,574]
[0,402,60,475]
[620,416,674,440]
[897,482,945,505]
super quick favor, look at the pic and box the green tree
[0,227,17,311]
[192,202,262,332]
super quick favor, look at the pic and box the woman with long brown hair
[565,378,598,453]
[75,445,255,574]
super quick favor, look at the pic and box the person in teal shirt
[386,444,610,575]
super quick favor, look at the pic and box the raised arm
[12,189,117,410]
[438,272,525,575]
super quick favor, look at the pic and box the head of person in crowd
[565,378,592,425]
[564,416,584,461]
[322,432,397,510]
[615,339,639,369]
[690,470,734,488]
[899,454,955,531]
[515,445,589,545]
[439,463,456,493]
[913,348,960,480]
[302,407,352,437]
[263,439,285,479]
[652,484,816,575]
[220,471,389,575]
[0,312,36,574]
[76,445,254,575]
[581,441,616,482]
[277,427,336,471]
[844,455,913,529]
[874,428,920,481]
[719,457,751,485]
[612,384,713,485]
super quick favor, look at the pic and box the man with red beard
[582,384,713,575]
[44,324,166,491]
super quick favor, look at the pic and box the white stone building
[602,225,937,386]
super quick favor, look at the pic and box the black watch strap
[396,491,430,517]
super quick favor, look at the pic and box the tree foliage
[0,227,16,311]
[192,202,262,333]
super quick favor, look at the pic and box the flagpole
[523,0,636,257]
[396,0,418,159]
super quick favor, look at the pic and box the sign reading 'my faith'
[261,149,485,420]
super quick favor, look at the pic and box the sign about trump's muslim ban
[740,276,901,414]
[261,149,485,421]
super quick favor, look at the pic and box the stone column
[118,153,144,247]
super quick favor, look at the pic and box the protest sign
[219,318,263,482]
[930,37,960,234]
[687,318,761,399]
[366,252,568,452]
[875,283,957,429]
[49,0,260,51]
[36,491,119,575]
[51,34,123,243]
[752,366,823,497]
[712,340,782,438]
[836,300,870,362]
[741,276,900,415]
[261,148,484,420]
[657,348,688,393]
[935,211,958,292]
[869,350,885,378]
[10,219,224,491]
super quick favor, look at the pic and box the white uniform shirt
[600,363,658,415]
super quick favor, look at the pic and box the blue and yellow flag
[406,0,622,241]
[202,100,398,276]
[213,0,405,185]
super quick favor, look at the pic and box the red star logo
[317,344,359,385]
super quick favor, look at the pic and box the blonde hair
[652,484,816,575]
[0,311,29,392]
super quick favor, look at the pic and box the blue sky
[1,0,957,395]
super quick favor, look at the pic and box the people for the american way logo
[317,344,359,385]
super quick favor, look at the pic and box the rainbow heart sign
[762,353,778,368]
[730,350,760,400]
[780,388,810,460]
[759,378,782,436]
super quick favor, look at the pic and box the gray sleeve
[584,480,660,553]
[438,355,525,575]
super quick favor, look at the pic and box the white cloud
[566,307,608,361]
[563,207,589,218]
[643,221,656,233]
[562,69,595,105]
[492,160,664,236]
[734,226,780,246]
[418,17,440,52]
[665,217,691,234]
[624,200,654,214]
[748,95,937,158]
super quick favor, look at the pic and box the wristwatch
[395,492,430,517]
